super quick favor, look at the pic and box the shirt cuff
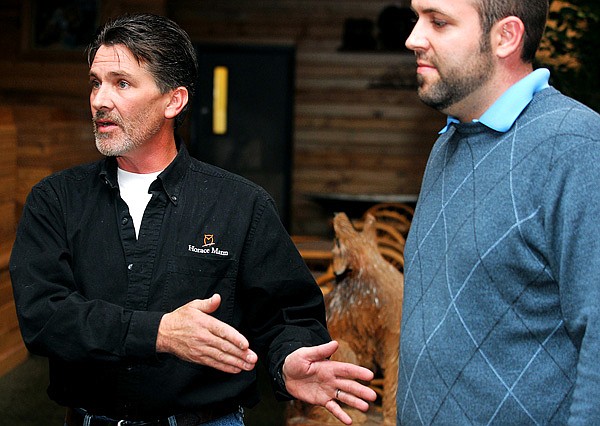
[124,310,165,358]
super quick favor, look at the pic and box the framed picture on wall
[21,0,102,59]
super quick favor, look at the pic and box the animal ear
[362,213,378,240]
[333,212,355,236]
[332,212,352,275]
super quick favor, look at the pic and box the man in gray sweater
[397,0,600,424]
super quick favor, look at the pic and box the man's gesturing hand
[282,341,377,425]
[156,294,258,374]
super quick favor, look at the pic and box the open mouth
[94,117,120,132]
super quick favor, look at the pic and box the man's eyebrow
[88,70,134,79]
[414,6,451,17]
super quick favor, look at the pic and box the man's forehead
[412,0,477,13]
[90,44,141,71]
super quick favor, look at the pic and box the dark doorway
[190,44,295,229]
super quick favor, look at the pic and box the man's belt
[65,405,237,426]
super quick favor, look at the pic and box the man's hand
[282,341,377,425]
[156,294,258,374]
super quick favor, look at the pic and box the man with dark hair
[85,14,198,130]
[10,13,376,426]
[397,0,600,424]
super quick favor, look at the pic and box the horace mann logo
[188,234,229,256]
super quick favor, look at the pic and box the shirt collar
[152,137,189,206]
[100,136,190,206]
[439,68,550,134]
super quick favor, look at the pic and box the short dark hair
[474,0,549,63]
[86,13,198,128]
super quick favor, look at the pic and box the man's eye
[432,19,447,28]
[118,81,130,89]
[90,80,100,89]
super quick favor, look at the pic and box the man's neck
[116,134,178,174]
[448,64,534,123]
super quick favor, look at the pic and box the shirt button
[171,195,177,202]
[122,217,129,225]
[128,264,133,270]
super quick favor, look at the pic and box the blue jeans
[203,408,244,426]
[64,407,245,426]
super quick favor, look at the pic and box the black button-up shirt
[10,141,329,418]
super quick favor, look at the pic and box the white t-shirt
[117,168,162,238]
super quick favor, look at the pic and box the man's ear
[164,87,189,119]
[492,16,526,59]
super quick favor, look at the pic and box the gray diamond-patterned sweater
[398,87,600,425]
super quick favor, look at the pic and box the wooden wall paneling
[0,106,27,378]
[0,297,28,379]
[1,0,444,235]
[0,106,17,249]
[0,202,16,247]
[0,327,27,378]
[167,0,442,235]
[0,300,20,341]
[13,105,101,211]
[0,131,17,215]
[0,269,15,306]
[0,62,90,99]
[0,0,167,379]
[292,51,444,234]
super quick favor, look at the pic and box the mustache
[415,52,434,64]
[92,111,123,126]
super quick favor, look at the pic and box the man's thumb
[192,293,221,313]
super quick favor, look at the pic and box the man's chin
[418,91,452,112]
[417,87,436,105]
[96,140,128,157]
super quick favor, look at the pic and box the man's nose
[405,19,427,52]
[90,85,114,111]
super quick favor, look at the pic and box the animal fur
[287,212,403,425]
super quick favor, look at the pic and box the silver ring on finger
[335,389,341,399]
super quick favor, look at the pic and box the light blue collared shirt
[440,68,551,134]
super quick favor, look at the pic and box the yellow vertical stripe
[213,66,228,135]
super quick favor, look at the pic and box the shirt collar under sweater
[440,68,551,134]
